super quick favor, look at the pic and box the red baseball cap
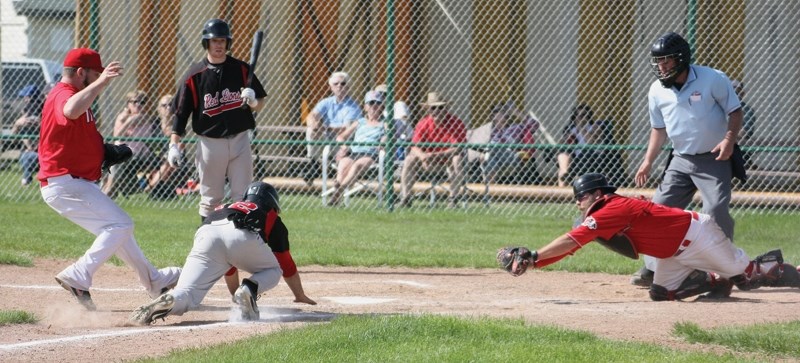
[63,48,105,73]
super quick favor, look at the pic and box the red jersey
[38,82,104,182]
[412,113,467,153]
[567,195,692,258]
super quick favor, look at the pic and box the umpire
[168,18,267,220]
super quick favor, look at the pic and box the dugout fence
[1,0,799,216]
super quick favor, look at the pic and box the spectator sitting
[102,90,160,197]
[399,92,467,208]
[484,101,541,185]
[146,94,181,199]
[392,101,413,160]
[556,104,608,186]
[328,91,388,206]
[304,71,363,185]
[11,84,44,186]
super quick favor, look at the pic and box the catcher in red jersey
[497,173,800,301]
[168,18,267,220]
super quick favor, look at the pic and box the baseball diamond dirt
[1,259,799,362]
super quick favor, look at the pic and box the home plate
[324,296,397,305]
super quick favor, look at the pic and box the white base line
[0,322,238,351]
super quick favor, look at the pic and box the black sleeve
[172,61,205,136]
[264,216,290,253]
[250,71,267,99]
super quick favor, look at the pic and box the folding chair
[320,145,385,207]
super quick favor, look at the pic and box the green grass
[4,194,800,362]
[2,201,800,273]
[137,315,751,363]
[674,321,800,358]
[0,310,38,326]
[0,250,33,266]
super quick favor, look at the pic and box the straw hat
[420,92,448,107]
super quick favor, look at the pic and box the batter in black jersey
[167,19,267,219]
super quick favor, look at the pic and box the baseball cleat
[630,267,654,287]
[55,275,96,311]
[130,293,175,326]
[148,267,182,299]
[234,279,260,321]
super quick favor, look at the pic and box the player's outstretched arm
[284,273,317,305]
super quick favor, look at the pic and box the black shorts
[347,152,378,162]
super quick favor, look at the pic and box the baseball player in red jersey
[129,182,305,325]
[39,48,181,310]
[168,19,267,220]
[497,173,800,301]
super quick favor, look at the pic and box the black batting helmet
[243,181,280,213]
[201,19,232,50]
[650,32,691,88]
[572,173,617,200]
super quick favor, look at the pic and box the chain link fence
[1,0,799,216]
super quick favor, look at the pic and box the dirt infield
[1,259,799,362]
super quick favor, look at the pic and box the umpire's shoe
[55,273,96,311]
[630,266,654,287]
[129,293,175,326]
[234,278,260,321]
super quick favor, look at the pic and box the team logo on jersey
[581,216,597,230]
[229,201,259,214]
[202,89,245,117]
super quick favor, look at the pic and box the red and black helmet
[243,181,280,213]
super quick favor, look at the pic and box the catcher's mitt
[102,143,133,171]
[496,247,537,276]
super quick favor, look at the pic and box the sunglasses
[332,81,347,86]
[128,100,147,105]
[430,105,445,111]
[575,192,591,202]
[366,101,383,106]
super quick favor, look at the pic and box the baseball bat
[247,30,264,88]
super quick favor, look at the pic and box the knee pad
[734,250,786,290]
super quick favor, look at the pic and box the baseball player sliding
[130,181,303,324]
[497,173,800,301]
[168,18,267,221]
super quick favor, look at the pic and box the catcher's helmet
[243,181,280,212]
[201,19,232,50]
[650,32,691,88]
[572,173,617,200]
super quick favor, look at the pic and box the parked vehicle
[1,58,61,127]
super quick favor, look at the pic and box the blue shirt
[350,118,385,154]
[312,96,363,129]
[648,65,741,155]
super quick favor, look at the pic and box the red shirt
[412,113,467,152]
[38,82,104,182]
[567,195,692,258]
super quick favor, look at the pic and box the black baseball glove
[496,247,537,276]
[102,143,133,172]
